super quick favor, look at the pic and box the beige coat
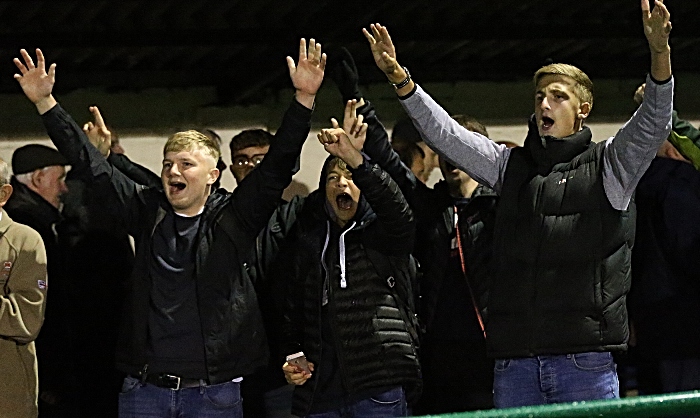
[0,209,47,418]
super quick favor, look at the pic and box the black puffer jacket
[490,119,634,358]
[280,158,421,416]
[40,100,312,383]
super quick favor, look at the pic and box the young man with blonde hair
[364,0,674,408]
[14,38,326,417]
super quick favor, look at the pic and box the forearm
[352,161,414,243]
[603,75,674,210]
[650,47,671,83]
[230,99,311,236]
[358,101,417,200]
[399,85,508,192]
[108,152,161,188]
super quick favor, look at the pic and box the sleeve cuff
[649,73,672,85]
[398,85,418,101]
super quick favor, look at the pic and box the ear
[0,184,13,207]
[207,168,220,185]
[30,169,44,187]
[578,102,591,120]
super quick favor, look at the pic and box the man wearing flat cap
[5,144,76,416]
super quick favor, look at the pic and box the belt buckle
[162,374,181,390]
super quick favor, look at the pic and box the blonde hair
[163,130,221,162]
[533,63,594,110]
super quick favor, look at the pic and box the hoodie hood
[319,155,374,228]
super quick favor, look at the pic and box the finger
[362,27,376,44]
[317,132,325,145]
[286,56,296,76]
[13,57,28,74]
[36,49,45,72]
[355,114,365,137]
[344,100,353,123]
[331,118,340,129]
[83,123,90,132]
[308,362,315,372]
[370,23,381,40]
[319,53,327,71]
[308,39,316,61]
[381,52,397,67]
[20,49,35,69]
[48,63,56,80]
[379,25,394,46]
[91,106,106,127]
[359,123,368,138]
[641,0,650,16]
[299,38,307,61]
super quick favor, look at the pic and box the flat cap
[12,144,69,175]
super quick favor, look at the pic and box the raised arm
[363,24,509,192]
[228,39,323,244]
[602,1,674,210]
[14,49,148,231]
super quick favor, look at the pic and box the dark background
[1,0,698,133]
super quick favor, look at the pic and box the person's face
[410,153,426,183]
[535,74,590,139]
[229,145,270,183]
[161,147,218,216]
[34,165,68,209]
[417,142,439,177]
[439,156,472,187]
[656,140,690,163]
[325,163,361,227]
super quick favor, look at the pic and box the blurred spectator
[5,144,76,417]
[0,157,48,418]
[628,84,700,411]
[392,118,438,184]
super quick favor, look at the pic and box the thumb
[331,118,340,129]
[286,56,296,76]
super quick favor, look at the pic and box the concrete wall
[1,73,698,193]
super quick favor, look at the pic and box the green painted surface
[417,391,700,418]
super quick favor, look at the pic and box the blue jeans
[305,386,407,418]
[493,352,619,408]
[118,376,243,418]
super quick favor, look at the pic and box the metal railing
[416,391,700,418]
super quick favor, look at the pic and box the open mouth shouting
[336,192,354,211]
[541,116,555,132]
[168,181,186,195]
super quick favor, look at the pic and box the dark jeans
[305,386,407,418]
[493,352,619,408]
[118,376,242,418]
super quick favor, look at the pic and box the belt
[136,373,208,390]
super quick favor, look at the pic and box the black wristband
[389,67,411,89]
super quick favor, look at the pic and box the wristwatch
[389,66,411,89]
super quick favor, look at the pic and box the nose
[540,96,550,111]
[337,175,348,187]
[168,163,181,177]
[60,180,69,194]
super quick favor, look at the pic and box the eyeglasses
[231,154,265,170]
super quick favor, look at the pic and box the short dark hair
[391,118,422,145]
[391,141,425,170]
[451,114,489,138]
[229,129,273,155]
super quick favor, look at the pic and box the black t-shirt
[146,211,207,379]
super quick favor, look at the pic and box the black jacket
[5,178,75,392]
[40,100,312,383]
[489,119,634,358]
[280,158,421,415]
[356,100,497,335]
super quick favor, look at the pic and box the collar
[524,114,592,174]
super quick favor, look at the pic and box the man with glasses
[229,129,273,184]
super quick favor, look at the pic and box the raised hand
[642,0,671,53]
[83,106,112,157]
[329,46,362,102]
[318,127,366,169]
[287,38,326,109]
[362,24,399,77]
[13,48,57,114]
[330,100,366,151]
